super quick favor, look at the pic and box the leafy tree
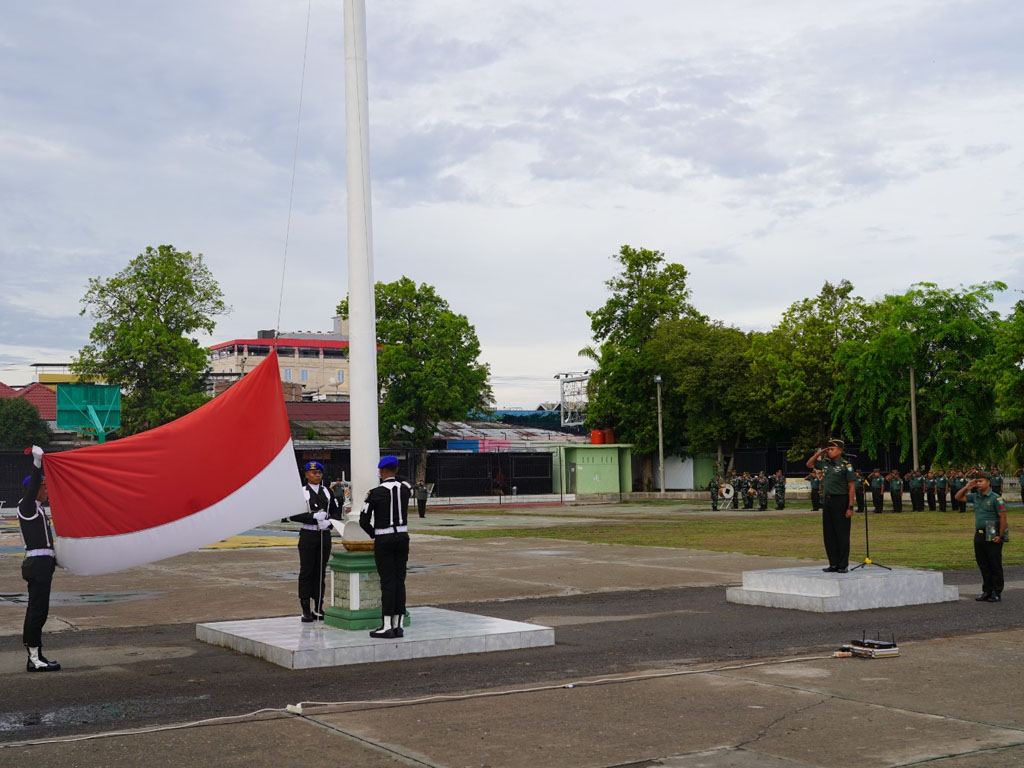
[647,318,755,475]
[747,280,867,458]
[831,282,1005,466]
[584,245,702,489]
[338,277,492,482]
[0,398,52,448]
[73,245,228,435]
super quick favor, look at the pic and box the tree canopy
[73,245,228,435]
[0,398,52,449]
[338,277,492,482]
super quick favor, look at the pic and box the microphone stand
[851,500,890,571]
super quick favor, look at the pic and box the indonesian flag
[44,349,306,575]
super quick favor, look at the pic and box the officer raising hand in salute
[807,438,856,574]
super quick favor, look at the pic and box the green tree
[73,245,228,435]
[748,280,867,458]
[831,282,1005,466]
[584,245,702,489]
[338,277,492,482]
[647,318,756,475]
[0,398,52,448]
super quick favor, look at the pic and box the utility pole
[654,374,665,494]
[909,364,919,471]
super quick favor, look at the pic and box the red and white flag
[43,349,306,575]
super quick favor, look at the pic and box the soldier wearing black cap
[360,456,411,639]
[289,460,342,622]
[956,472,1007,602]
[806,438,856,573]
[18,446,61,672]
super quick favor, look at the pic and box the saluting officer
[289,460,342,622]
[868,469,885,514]
[807,439,856,573]
[935,469,949,511]
[18,446,61,672]
[360,456,412,639]
[956,472,1007,602]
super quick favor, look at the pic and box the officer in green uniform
[925,471,937,510]
[935,469,949,511]
[709,474,721,511]
[956,472,1007,602]
[887,471,904,513]
[853,470,867,514]
[990,468,1003,495]
[908,470,925,511]
[868,469,885,513]
[949,470,967,513]
[739,472,754,510]
[807,438,856,573]
[806,471,822,511]
[754,471,769,510]
[772,470,786,510]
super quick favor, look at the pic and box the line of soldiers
[855,467,1022,514]
[710,470,787,511]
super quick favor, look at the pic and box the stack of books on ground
[839,636,900,658]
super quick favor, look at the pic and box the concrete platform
[726,565,959,612]
[196,606,554,669]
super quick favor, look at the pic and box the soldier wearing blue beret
[289,460,342,622]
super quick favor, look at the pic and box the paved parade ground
[2,503,1024,767]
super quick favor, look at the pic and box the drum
[720,484,735,500]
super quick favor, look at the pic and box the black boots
[26,646,60,672]
[300,599,315,623]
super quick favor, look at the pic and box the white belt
[25,549,55,558]
[300,524,319,531]
[375,525,408,535]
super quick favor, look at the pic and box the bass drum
[720,483,735,500]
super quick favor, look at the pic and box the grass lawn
[422,510,1021,571]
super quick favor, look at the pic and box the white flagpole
[344,0,378,534]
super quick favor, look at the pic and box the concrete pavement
[2,505,1023,767]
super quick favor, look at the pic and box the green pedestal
[325,550,382,630]
[325,549,412,631]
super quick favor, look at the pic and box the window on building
[301,369,309,381]
[337,370,345,383]
[284,369,292,381]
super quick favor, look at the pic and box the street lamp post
[654,374,665,494]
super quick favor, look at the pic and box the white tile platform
[196,607,555,669]
[726,566,959,613]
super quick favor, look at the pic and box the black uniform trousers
[926,488,936,510]
[821,495,852,569]
[974,532,1004,596]
[871,489,884,513]
[855,488,866,514]
[374,532,410,617]
[937,489,947,511]
[890,490,903,513]
[297,529,333,606]
[417,498,427,518]
[910,488,924,511]
[22,555,55,647]
[810,488,821,511]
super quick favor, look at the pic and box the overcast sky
[2,0,1022,407]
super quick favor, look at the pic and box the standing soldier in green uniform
[887,471,904,513]
[728,471,740,509]
[956,472,1007,602]
[990,468,1003,496]
[949,470,967,513]
[1015,467,1024,506]
[936,469,949,511]
[806,439,856,573]
[925,471,937,510]
[754,471,769,511]
[868,469,885,514]
[806,470,822,511]
[738,472,753,509]
[773,470,787,510]
[709,474,721,511]
[908,470,925,512]
[853,470,867,514]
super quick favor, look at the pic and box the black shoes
[976,592,992,601]
[987,594,1002,603]
[300,599,315,623]
[822,566,838,572]
[836,568,848,574]
[369,626,398,639]
[26,650,61,672]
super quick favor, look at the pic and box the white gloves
[313,510,328,521]
[317,519,331,530]
[31,445,44,468]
